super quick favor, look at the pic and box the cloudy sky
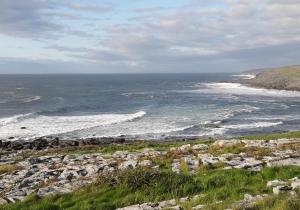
[0,0,300,73]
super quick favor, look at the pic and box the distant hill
[238,65,300,91]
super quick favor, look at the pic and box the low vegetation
[239,130,300,141]
[1,166,300,210]
[0,164,22,175]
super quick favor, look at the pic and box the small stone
[212,140,242,148]
[291,180,300,190]
[179,144,191,152]
[179,197,189,203]
[267,180,288,187]
[159,199,177,208]
[118,160,138,170]
[0,198,8,204]
[139,160,152,167]
[192,204,206,210]
[192,144,208,151]
[168,205,182,210]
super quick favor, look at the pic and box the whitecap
[192,82,300,98]
[232,74,256,79]
[0,111,146,140]
[21,96,41,103]
[0,113,35,127]
[223,121,283,129]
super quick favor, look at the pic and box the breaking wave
[0,111,146,140]
[223,121,283,129]
[192,82,300,97]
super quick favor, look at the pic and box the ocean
[0,73,300,141]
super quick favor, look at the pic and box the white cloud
[1,0,300,73]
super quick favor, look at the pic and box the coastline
[237,65,300,91]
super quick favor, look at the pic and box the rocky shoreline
[0,137,128,151]
[0,136,203,152]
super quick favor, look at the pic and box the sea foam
[193,82,300,97]
[0,111,146,140]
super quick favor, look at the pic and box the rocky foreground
[1,138,300,209]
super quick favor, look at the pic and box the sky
[0,0,300,74]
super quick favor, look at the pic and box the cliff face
[239,65,300,91]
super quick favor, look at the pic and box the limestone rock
[273,185,292,195]
[192,144,208,151]
[118,160,138,170]
[192,204,206,210]
[267,180,288,187]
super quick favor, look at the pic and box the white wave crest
[0,113,35,127]
[22,96,41,103]
[223,121,283,129]
[0,111,146,140]
[194,82,300,97]
[232,74,256,79]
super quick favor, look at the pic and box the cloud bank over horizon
[0,0,300,73]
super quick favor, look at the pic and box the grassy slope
[278,66,300,78]
[238,130,300,140]
[1,167,300,210]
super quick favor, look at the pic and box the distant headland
[238,65,300,91]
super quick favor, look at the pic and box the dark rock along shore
[0,137,127,151]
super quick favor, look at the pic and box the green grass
[2,166,300,210]
[278,67,300,79]
[238,130,300,140]
[252,193,300,210]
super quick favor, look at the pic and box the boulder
[116,203,159,210]
[0,198,8,204]
[273,185,292,195]
[267,180,288,187]
[158,199,177,208]
[291,180,300,190]
[192,144,208,151]
[212,140,242,148]
[192,205,206,210]
[139,160,152,167]
[118,160,138,170]
[179,144,191,152]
